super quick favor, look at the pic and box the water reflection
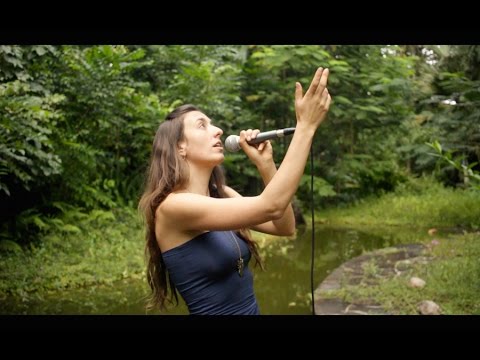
[254,226,389,314]
[1,225,436,315]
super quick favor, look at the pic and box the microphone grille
[225,135,241,152]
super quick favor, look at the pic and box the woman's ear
[178,141,187,159]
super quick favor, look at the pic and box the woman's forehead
[184,111,211,125]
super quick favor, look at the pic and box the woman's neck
[184,163,213,196]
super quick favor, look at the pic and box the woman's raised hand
[294,67,332,131]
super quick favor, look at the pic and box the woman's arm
[243,67,330,218]
[228,125,294,236]
[223,177,295,236]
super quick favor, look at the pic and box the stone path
[314,244,428,315]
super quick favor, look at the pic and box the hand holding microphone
[224,127,296,152]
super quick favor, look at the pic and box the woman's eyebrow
[196,117,213,125]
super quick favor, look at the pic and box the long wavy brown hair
[138,104,263,311]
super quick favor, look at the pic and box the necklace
[226,231,244,277]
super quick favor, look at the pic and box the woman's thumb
[295,82,303,102]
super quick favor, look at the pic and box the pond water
[2,225,445,315]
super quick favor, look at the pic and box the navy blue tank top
[162,231,260,315]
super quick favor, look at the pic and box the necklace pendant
[237,258,244,277]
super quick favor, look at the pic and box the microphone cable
[310,144,316,315]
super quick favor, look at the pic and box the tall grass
[318,176,480,229]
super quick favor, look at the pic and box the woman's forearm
[257,162,296,234]
[260,125,315,217]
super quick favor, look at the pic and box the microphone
[224,128,296,152]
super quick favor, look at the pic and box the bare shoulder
[156,192,195,227]
[155,193,205,251]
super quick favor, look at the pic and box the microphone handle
[247,128,296,145]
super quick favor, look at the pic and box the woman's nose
[214,126,223,137]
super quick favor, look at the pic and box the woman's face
[180,111,224,167]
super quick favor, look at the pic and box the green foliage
[1,45,165,244]
[53,45,164,207]
[320,176,480,229]
[0,239,22,254]
[0,207,144,300]
[328,152,406,203]
[0,45,56,82]
[426,140,480,190]
[0,78,64,195]
[297,175,336,208]
[412,46,480,183]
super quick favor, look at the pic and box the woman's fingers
[325,94,332,111]
[295,82,303,104]
[258,140,270,152]
[314,68,330,97]
[245,129,260,142]
[304,67,324,98]
[319,87,329,106]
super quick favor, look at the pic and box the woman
[139,67,331,314]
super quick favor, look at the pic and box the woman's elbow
[282,225,296,237]
[274,227,296,237]
[287,227,296,237]
[271,214,296,236]
[263,201,282,221]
